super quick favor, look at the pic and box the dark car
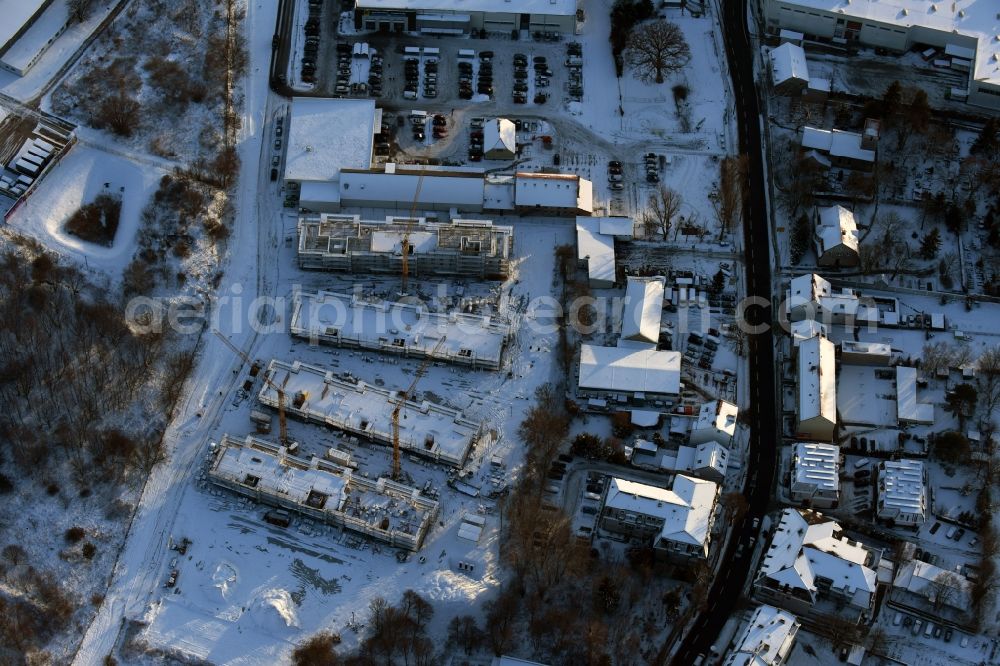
[270,168,278,181]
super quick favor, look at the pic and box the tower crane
[399,172,426,295]
[213,330,289,446]
[391,336,446,480]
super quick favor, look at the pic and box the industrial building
[722,605,800,666]
[620,276,665,347]
[761,0,1000,111]
[352,0,578,36]
[577,344,682,409]
[514,172,593,216]
[207,435,439,551]
[0,0,70,76]
[258,359,486,467]
[754,508,882,624]
[297,214,513,279]
[290,290,511,370]
[876,459,928,527]
[598,475,720,560]
[789,442,840,508]
[575,217,618,288]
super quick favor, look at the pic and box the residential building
[789,319,827,349]
[800,126,876,171]
[514,172,593,216]
[620,276,665,347]
[353,0,578,36]
[795,334,837,441]
[0,0,70,76]
[577,344,681,408]
[790,442,840,508]
[675,441,730,483]
[258,359,486,467]
[483,118,516,160]
[690,399,739,447]
[754,509,880,623]
[890,560,974,629]
[575,217,617,288]
[598,475,720,560]
[814,205,859,268]
[297,214,513,279]
[761,0,1000,111]
[723,605,800,666]
[770,42,810,95]
[840,340,891,366]
[876,459,928,527]
[289,291,511,370]
[786,274,878,327]
[207,435,439,550]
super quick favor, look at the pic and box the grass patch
[65,193,122,246]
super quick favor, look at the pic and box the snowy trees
[919,228,941,260]
[625,20,691,85]
[642,185,683,240]
[67,0,96,22]
[711,155,749,236]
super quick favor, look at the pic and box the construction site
[296,213,514,279]
[289,289,513,370]
[207,435,439,551]
[257,358,488,468]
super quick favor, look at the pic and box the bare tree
[67,0,95,23]
[625,20,691,84]
[927,570,965,611]
[977,345,1000,418]
[643,186,682,240]
[711,155,749,236]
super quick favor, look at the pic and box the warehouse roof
[579,344,681,395]
[339,171,486,209]
[575,217,616,285]
[284,98,378,182]
[0,0,50,53]
[355,0,577,16]
[515,172,593,213]
[621,276,664,344]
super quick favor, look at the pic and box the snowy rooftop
[692,399,739,443]
[893,560,971,611]
[758,509,877,602]
[483,118,516,155]
[575,217,616,285]
[0,0,50,52]
[355,0,577,16]
[515,172,593,213]
[801,127,875,163]
[792,442,840,493]
[290,290,510,368]
[816,205,859,254]
[675,442,730,479]
[725,604,799,666]
[284,98,378,182]
[604,475,718,550]
[789,319,827,346]
[877,459,927,518]
[797,335,836,426]
[840,340,891,360]
[0,0,67,71]
[770,42,809,85]
[837,366,897,427]
[896,366,934,424]
[340,170,486,209]
[621,276,664,344]
[578,344,681,396]
[597,216,636,238]
[259,360,483,466]
[788,273,832,311]
[773,0,1000,85]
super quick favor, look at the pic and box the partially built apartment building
[259,359,486,467]
[297,214,513,280]
[207,435,439,550]
[290,290,511,370]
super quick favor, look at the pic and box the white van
[854,458,871,470]
[458,49,475,59]
[404,46,420,56]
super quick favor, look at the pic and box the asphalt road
[670,0,779,662]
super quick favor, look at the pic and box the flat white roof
[769,0,1000,86]
[801,127,875,163]
[579,344,681,396]
[792,442,840,493]
[797,335,837,427]
[355,0,577,17]
[260,360,481,466]
[290,291,509,367]
[340,171,486,208]
[841,340,891,358]
[836,366,897,427]
[285,98,378,182]
[597,216,636,237]
[0,0,66,71]
[727,605,799,666]
[771,42,810,84]
[896,366,934,424]
[621,276,664,344]
[0,0,50,52]
[692,400,739,443]
[515,172,592,212]
[878,459,926,517]
[604,475,717,549]
[575,217,616,285]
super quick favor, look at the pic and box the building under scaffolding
[290,290,511,370]
[208,435,439,551]
[258,359,486,467]
[296,214,513,279]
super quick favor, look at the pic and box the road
[670,0,779,662]
[70,1,284,662]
